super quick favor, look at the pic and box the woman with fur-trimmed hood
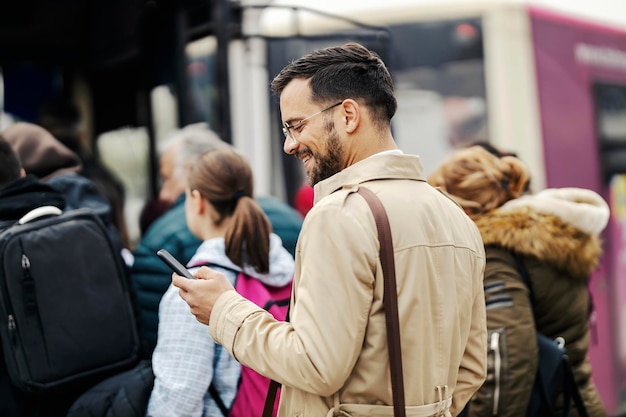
[429,145,608,417]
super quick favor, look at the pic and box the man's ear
[341,99,360,134]
[20,168,26,178]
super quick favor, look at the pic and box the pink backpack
[230,272,291,417]
[194,264,291,417]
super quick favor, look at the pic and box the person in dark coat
[1,122,134,261]
[0,135,65,222]
[429,145,608,417]
[2,122,112,225]
[0,136,74,417]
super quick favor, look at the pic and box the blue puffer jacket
[131,195,302,358]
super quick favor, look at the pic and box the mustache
[295,150,313,159]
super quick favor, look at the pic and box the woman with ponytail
[147,146,294,417]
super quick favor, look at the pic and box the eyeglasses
[282,101,343,142]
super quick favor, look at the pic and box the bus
[250,3,626,412]
[2,0,626,414]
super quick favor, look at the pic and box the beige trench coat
[210,153,487,416]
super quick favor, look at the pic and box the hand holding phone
[157,249,196,280]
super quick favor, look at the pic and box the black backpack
[0,206,140,416]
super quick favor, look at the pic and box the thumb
[172,272,190,289]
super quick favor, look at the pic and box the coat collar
[313,153,427,203]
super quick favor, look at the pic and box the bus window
[389,19,486,176]
[595,82,626,181]
[0,63,64,126]
[97,36,221,248]
[186,35,220,132]
[96,84,179,249]
[97,127,151,248]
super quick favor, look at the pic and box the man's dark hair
[271,42,397,128]
[0,135,22,189]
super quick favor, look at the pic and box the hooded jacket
[147,234,294,417]
[2,122,112,224]
[0,175,65,223]
[468,188,609,417]
[208,153,487,417]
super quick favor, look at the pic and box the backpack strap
[209,383,230,417]
[564,358,589,417]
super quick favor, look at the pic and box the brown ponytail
[186,147,272,273]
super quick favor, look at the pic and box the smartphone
[156,249,196,280]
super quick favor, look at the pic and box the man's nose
[283,136,298,154]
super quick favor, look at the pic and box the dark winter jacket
[0,175,65,222]
[66,360,154,417]
[2,122,113,227]
[468,188,609,417]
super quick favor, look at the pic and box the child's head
[185,146,272,273]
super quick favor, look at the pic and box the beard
[306,121,344,186]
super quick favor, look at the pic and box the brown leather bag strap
[357,186,406,417]
[262,304,290,417]
[262,379,281,417]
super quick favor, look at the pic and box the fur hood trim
[499,188,609,235]
[476,188,609,279]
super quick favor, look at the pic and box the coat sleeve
[210,202,376,396]
[468,248,537,417]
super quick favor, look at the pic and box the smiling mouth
[298,152,312,166]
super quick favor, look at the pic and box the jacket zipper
[490,331,501,416]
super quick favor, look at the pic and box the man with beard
[172,42,487,417]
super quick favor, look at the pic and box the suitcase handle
[18,206,63,225]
